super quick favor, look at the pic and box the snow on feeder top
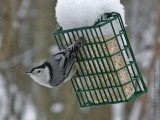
[53,13,147,108]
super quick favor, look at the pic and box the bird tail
[73,37,85,47]
[68,37,85,53]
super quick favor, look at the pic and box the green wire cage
[53,12,147,108]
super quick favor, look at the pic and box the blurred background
[0,0,159,120]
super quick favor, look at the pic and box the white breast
[29,67,53,88]
[29,74,52,88]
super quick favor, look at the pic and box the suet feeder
[53,12,147,108]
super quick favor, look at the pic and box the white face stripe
[28,66,52,88]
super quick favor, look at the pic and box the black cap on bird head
[25,62,52,75]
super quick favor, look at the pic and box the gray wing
[48,50,76,86]
[48,37,85,86]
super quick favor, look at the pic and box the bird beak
[25,71,31,75]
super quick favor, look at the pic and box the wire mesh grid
[53,13,147,108]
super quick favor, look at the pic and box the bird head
[25,63,52,88]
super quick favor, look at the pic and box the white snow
[13,21,20,29]
[0,73,39,120]
[22,49,34,67]
[136,49,154,69]
[21,98,37,120]
[17,0,31,19]
[14,93,24,114]
[56,0,126,30]
[0,74,9,120]
[50,102,64,113]
[112,103,125,120]
[129,101,142,120]
[142,25,156,47]
[0,33,2,48]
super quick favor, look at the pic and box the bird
[55,0,126,31]
[25,37,85,88]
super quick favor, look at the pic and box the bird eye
[37,70,41,73]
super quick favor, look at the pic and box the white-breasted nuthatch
[25,37,85,88]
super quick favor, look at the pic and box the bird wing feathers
[48,38,84,86]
